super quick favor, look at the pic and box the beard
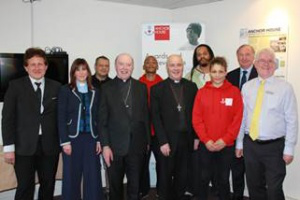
[198,57,210,67]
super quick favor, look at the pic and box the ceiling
[97,0,223,9]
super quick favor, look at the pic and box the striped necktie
[249,80,265,140]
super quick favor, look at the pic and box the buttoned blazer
[150,78,198,152]
[57,85,100,145]
[99,77,150,156]
[2,76,61,155]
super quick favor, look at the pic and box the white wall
[0,0,172,143]
[173,0,300,199]
[0,0,172,76]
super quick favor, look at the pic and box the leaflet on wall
[240,27,288,80]
[142,23,205,78]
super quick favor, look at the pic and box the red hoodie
[139,74,163,136]
[192,80,243,146]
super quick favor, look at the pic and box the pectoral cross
[177,104,182,112]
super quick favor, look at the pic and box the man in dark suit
[151,54,198,200]
[226,44,257,200]
[2,48,61,200]
[99,53,150,200]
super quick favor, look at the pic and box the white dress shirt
[236,76,298,155]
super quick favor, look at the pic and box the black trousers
[14,138,59,200]
[186,148,201,196]
[157,133,188,200]
[139,136,160,196]
[244,135,286,200]
[108,152,144,200]
[230,146,245,199]
[198,144,234,200]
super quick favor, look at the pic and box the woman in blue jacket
[58,58,103,200]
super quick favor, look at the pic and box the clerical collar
[116,76,131,83]
[168,78,181,84]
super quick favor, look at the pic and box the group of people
[1,44,298,200]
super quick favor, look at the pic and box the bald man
[151,55,198,200]
[99,53,150,200]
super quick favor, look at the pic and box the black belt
[246,134,284,144]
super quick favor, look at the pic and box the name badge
[225,98,233,106]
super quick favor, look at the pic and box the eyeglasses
[258,59,275,65]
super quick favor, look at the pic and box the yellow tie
[249,80,265,140]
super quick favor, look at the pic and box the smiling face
[167,55,184,81]
[115,54,134,81]
[210,63,227,87]
[25,56,48,80]
[237,45,255,69]
[254,50,276,79]
[95,58,110,78]
[75,65,88,83]
[143,56,158,74]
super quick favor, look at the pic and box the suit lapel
[249,66,258,80]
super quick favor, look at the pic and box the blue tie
[240,70,248,89]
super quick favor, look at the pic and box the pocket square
[52,97,58,100]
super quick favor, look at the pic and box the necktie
[240,70,248,89]
[249,80,265,140]
[35,82,42,113]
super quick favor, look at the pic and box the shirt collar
[240,65,253,74]
[257,75,275,84]
[28,76,45,86]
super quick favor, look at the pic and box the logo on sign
[144,25,154,36]
[154,25,170,40]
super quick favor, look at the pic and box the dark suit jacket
[150,78,198,152]
[2,76,61,155]
[226,66,258,89]
[57,85,100,145]
[99,77,150,156]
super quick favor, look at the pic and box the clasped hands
[205,139,226,152]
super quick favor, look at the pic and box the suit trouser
[157,133,188,200]
[108,152,144,200]
[244,135,286,200]
[198,144,234,200]
[230,145,245,199]
[186,147,201,195]
[14,137,59,200]
[139,136,160,196]
[62,134,103,200]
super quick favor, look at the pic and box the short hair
[166,54,183,66]
[69,58,93,90]
[236,44,255,55]
[94,55,110,66]
[187,23,202,37]
[114,53,134,67]
[144,55,158,64]
[209,57,228,72]
[24,47,47,67]
[255,48,276,62]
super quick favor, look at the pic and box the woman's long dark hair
[190,44,215,80]
[69,58,93,90]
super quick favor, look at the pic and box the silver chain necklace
[123,79,132,108]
